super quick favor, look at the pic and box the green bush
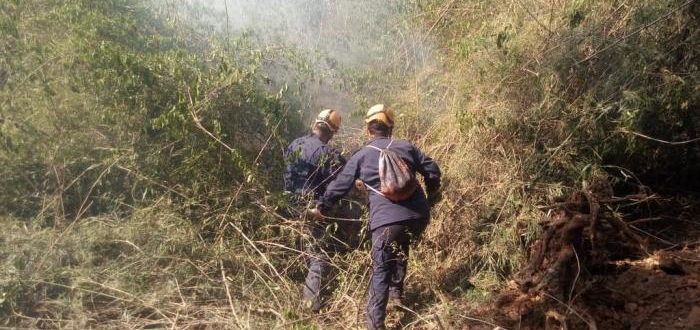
[0,0,305,222]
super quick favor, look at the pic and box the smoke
[172,0,436,129]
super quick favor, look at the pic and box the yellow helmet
[365,104,395,127]
[314,109,341,133]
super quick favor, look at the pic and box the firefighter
[314,104,441,329]
[283,109,345,312]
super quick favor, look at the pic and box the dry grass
[2,0,697,329]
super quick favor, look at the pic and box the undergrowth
[1,0,698,329]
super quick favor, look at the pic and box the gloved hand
[425,178,442,206]
[354,179,367,195]
[427,190,442,207]
[307,207,323,219]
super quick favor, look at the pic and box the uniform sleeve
[318,152,360,210]
[412,145,441,194]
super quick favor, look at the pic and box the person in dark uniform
[283,109,345,313]
[313,104,441,329]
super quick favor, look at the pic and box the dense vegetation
[1,0,698,328]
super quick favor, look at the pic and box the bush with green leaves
[0,0,306,223]
[1,0,698,328]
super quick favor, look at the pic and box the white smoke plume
[167,0,436,128]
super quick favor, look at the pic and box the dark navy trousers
[367,220,426,329]
[303,222,331,311]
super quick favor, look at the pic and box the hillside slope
[1,0,699,329]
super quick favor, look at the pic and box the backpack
[364,140,417,202]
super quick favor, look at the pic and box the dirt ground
[584,248,700,330]
[493,247,700,330]
[492,187,700,330]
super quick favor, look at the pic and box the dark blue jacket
[284,134,345,202]
[319,136,441,230]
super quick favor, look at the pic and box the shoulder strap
[362,144,383,195]
[365,139,393,152]
[363,182,385,197]
[362,139,395,198]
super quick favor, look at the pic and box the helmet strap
[314,119,336,133]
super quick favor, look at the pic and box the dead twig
[542,292,598,330]
[220,260,244,328]
[618,128,700,145]
[576,0,695,65]
[456,314,508,329]
[227,222,287,288]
